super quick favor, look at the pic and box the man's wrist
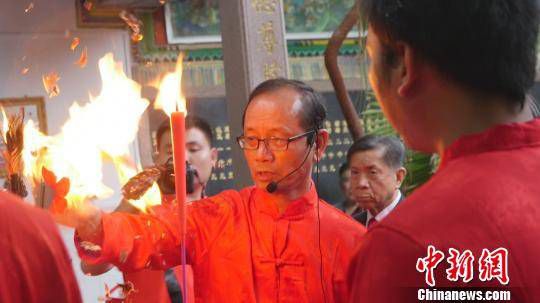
[76,207,103,244]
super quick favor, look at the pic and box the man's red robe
[120,195,195,303]
[0,192,81,303]
[348,119,540,302]
[78,184,365,302]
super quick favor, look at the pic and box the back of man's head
[360,0,539,107]
[347,135,405,169]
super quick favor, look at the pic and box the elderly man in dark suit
[346,135,406,228]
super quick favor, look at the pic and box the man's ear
[313,129,329,161]
[396,42,419,98]
[210,147,218,168]
[395,166,407,188]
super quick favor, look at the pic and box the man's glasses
[237,130,315,151]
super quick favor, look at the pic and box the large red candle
[155,52,188,302]
[170,110,188,303]
[170,111,186,236]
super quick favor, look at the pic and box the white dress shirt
[366,190,402,225]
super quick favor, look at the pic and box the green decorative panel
[166,0,356,43]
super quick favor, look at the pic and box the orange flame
[70,37,80,51]
[113,157,161,211]
[75,47,88,68]
[154,53,186,116]
[0,107,9,143]
[23,53,160,211]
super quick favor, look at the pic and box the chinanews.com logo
[415,246,511,301]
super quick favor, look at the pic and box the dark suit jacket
[353,193,405,226]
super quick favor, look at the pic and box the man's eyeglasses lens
[237,130,314,151]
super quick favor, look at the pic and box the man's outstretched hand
[36,167,103,242]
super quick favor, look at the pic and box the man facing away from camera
[349,1,540,302]
[0,191,81,303]
[61,78,365,303]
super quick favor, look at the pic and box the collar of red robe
[440,118,540,169]
[252,181,317,220]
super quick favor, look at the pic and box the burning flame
[113,157,161,211]
[154,53,186,116]
[1,107,9,142]
[23,53,160,211]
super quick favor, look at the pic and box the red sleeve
[76,190,242,272]
[0,192,81,303]
[348,226,426,303]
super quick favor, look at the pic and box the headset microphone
[265,130,317,193]
[265,181,279,193]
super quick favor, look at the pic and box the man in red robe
[349,1,540,302]
[64,79,365,302]
[0,191,81,303]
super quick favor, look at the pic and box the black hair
[347,135,405,169]
[242,78,327,132]
[156,115,214,149]
[338,162,350,179]
[360,0,539,107]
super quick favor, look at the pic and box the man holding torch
[62,79,365,302]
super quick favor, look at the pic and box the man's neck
[187,186,204,202]
[269,180,312,214]
[344,200,358,215]
[345,204,358,215]
[369,190,399,217]
[432,92,533,155]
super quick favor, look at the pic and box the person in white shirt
[346,135,406,228]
